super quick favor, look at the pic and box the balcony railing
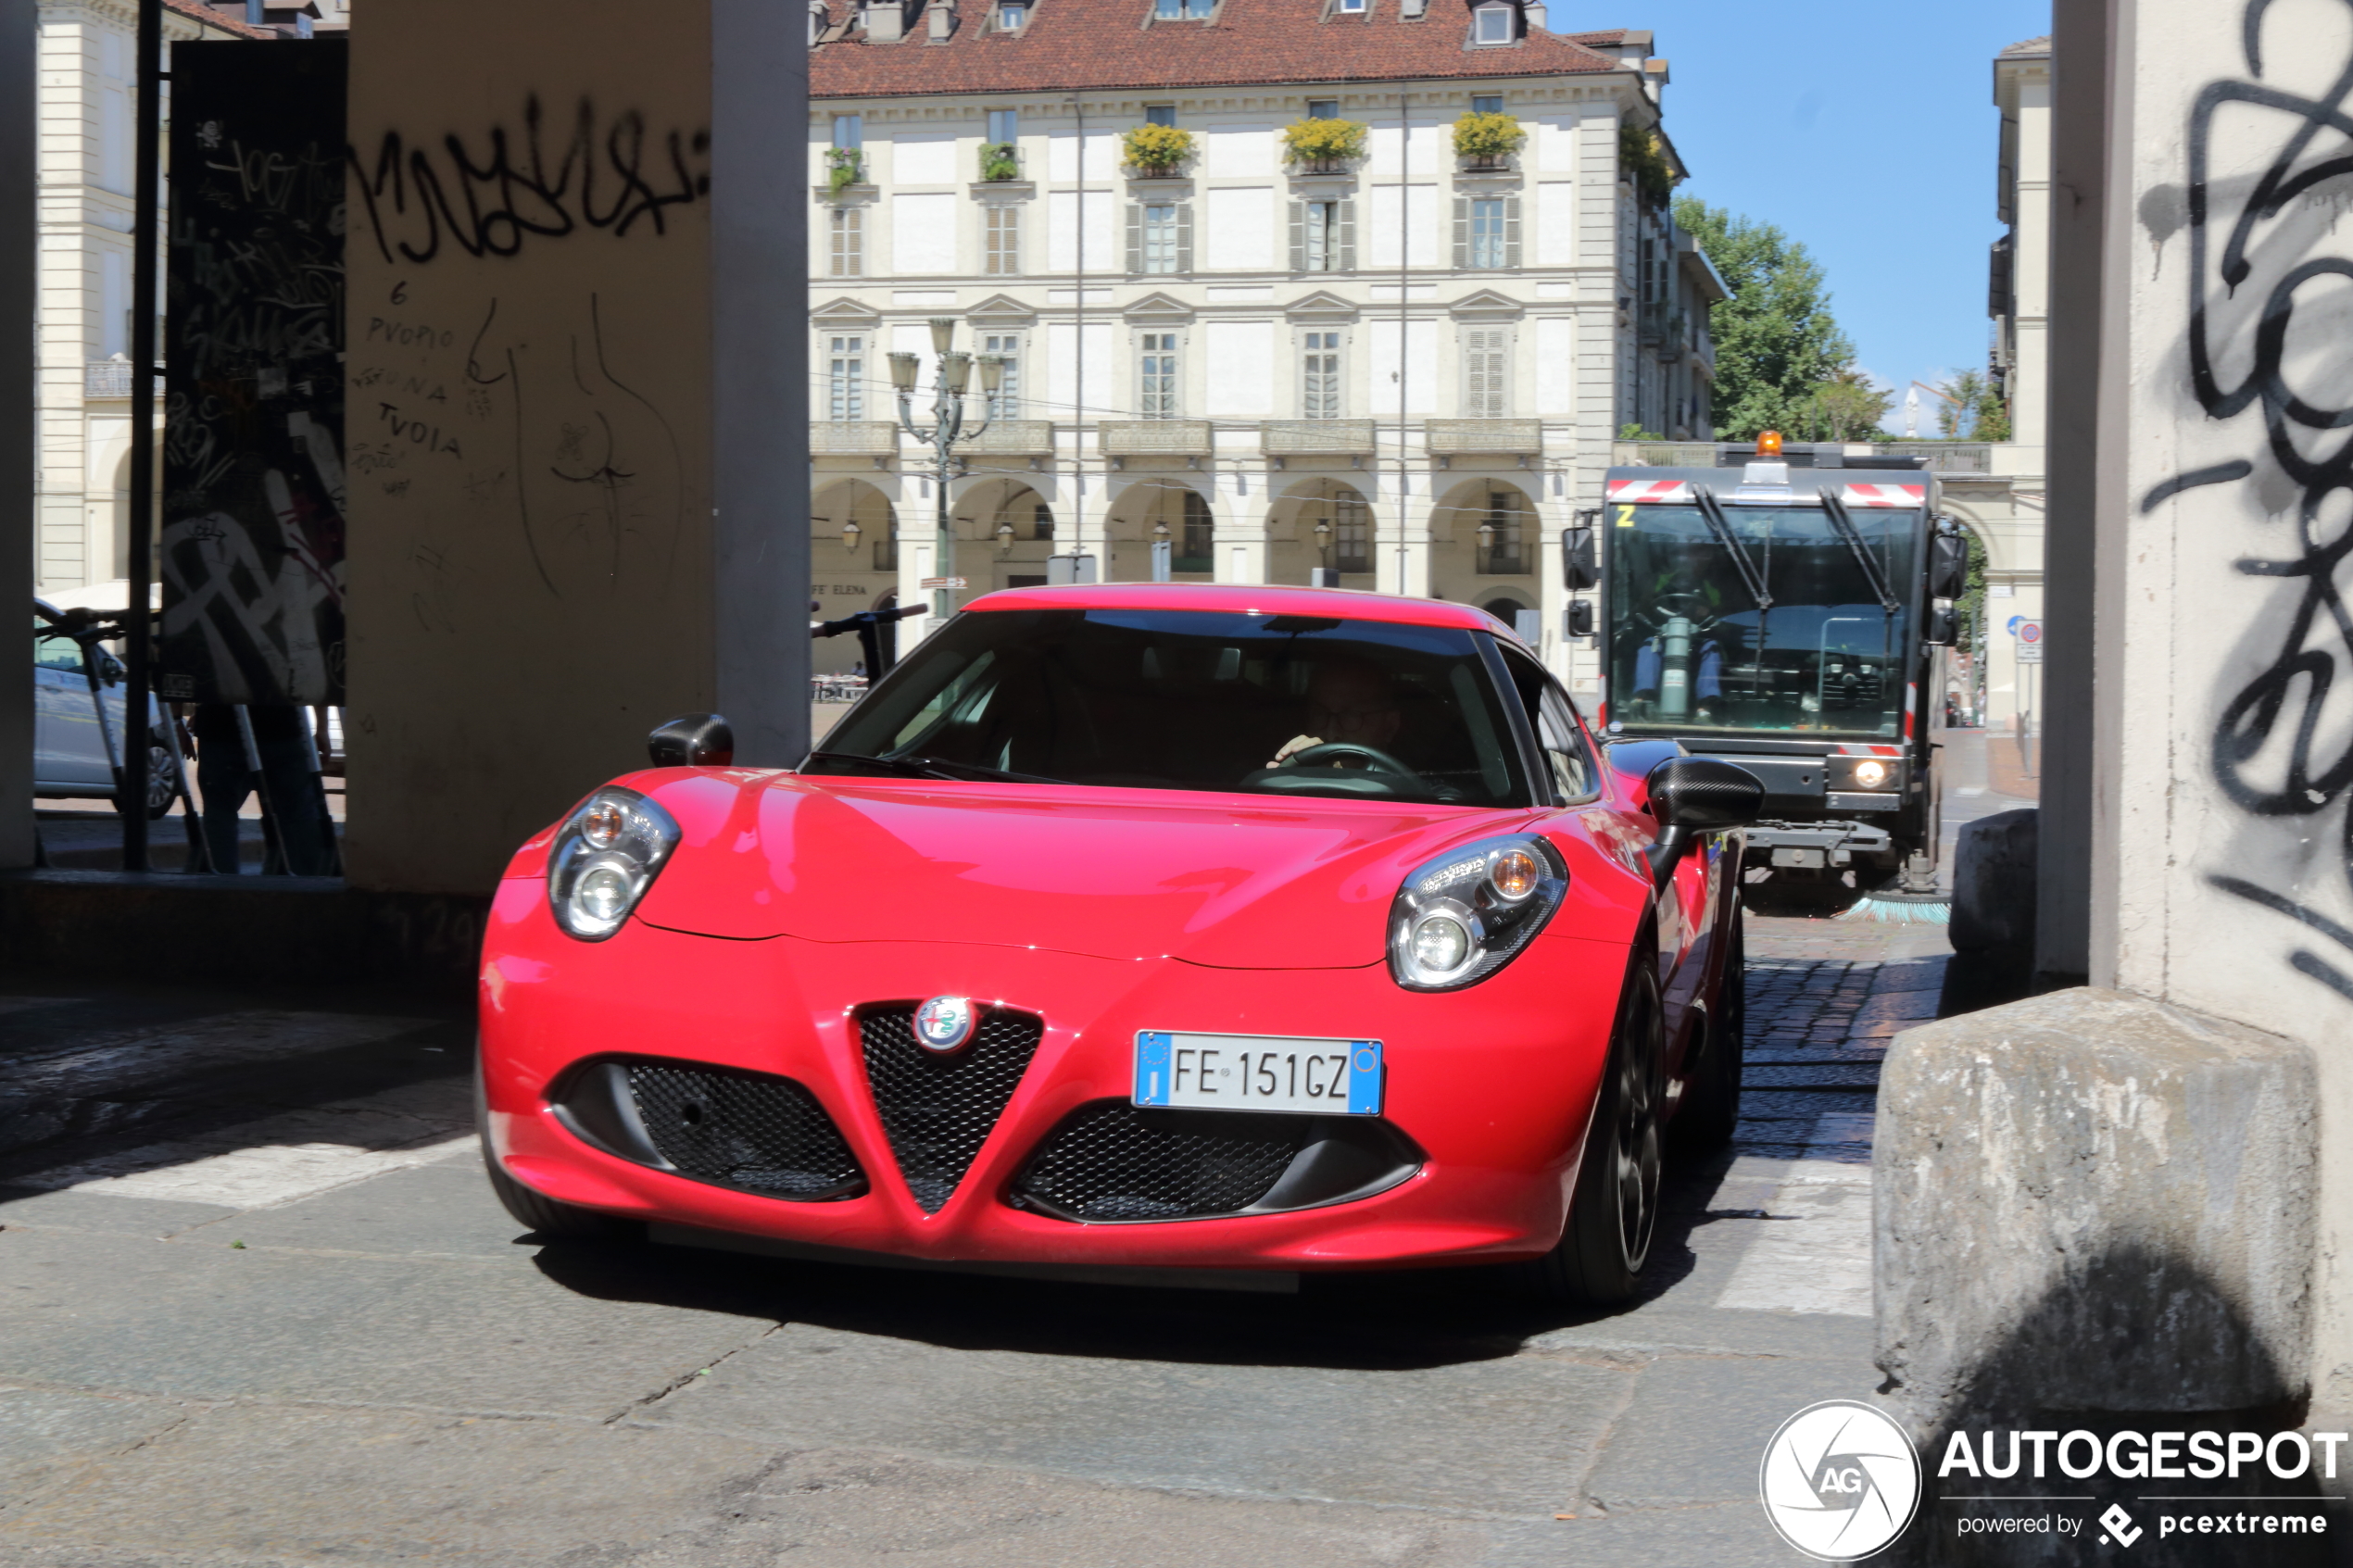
[1260,419,1376,457]
[1424,419,1542,457]
[810,420,900,456]
[1100,420,1213,457]
[85,360,136,396]
[953,420,1055,455]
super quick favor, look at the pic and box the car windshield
[1605,503,1917,737]
[811,606,1532,806]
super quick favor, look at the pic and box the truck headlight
[1852,759,1890,788]
[547,786,680,942]
[1388,835,1568,991]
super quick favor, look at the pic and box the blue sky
[1614,0,2052,431]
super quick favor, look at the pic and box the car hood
[626,772,1541,968]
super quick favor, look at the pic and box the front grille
[1016,1102,1308,1221]
[858,1004,1043,1211]
[624,1062,865,1201]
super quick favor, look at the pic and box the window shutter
[1177,202,1194,274]
[1336,200,1355,273]
[1504,196,1522,270]
[1452,196,1469,270]
[1126,204,1143,275]
[1289,201,1305,272]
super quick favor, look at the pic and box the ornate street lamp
[891,320,1005,621]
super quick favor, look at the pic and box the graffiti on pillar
[159,44,347,706]
[348,96,710,266]
[2179,2,2353,997]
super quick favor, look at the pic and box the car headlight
[1388,834,1568,991]
[547,786,681,942]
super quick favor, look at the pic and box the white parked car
[34,598,172,818]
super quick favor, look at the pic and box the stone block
[1949,807,2037,954]
[1875,986,2315,1435]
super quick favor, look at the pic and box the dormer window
[997,1,1025,26]
[1471,2,1514,44]
[1151,0,1212,18]
[1332,0,1365,13]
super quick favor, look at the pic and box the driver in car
[1268,659,1404,768]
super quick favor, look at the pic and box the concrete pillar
[0,0,31,869]
[1373,469,1431,598]
[342,0,808,896]
[1212,473,1265,584]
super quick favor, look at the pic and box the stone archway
[809,477,904,674]
[950,475,1062,591]
[1103,476,1216,582]
[1428,477,1541,609]
[1265,477,1375,586]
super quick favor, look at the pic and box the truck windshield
[1605,503,1917,737]
[810,606,1533,807]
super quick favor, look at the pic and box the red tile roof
[164,0,282,39]
[811,0,1628,99]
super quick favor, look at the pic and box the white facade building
[806,1,1718,698]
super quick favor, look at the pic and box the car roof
[960,582,1518,638]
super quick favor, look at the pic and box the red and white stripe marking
[1835,743,1904,758]
[1605,479,1694,505]
[1840,483,1926,508]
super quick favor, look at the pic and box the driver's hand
[1269,734,1322,767]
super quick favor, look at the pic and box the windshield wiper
[803,749,1065,785]
[1692,486,1774,611]
[1818,491,1901,613]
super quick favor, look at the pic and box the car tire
[111,734,176,821]
[475,1060,629,1241]
[1672,905,1745,1150]
[1529,949,1666,1307]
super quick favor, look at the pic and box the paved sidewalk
[0,915,1947,1567]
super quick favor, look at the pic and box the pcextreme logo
[1759,1400,1923,1561]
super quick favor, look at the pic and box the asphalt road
[0,915,1948,1567]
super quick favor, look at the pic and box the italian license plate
[1132,1032,1383,1116]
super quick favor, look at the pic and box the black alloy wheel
[1673,904,1745,1149]
[112,733,176,821]
[1529,950,1666,1306]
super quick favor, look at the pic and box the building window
[983,332,1022,419]
[1033,500,1054,541]
[1145,103,1178,126]
[1142,203,1179,273]
[1331,0,1364,14]
[1471,94,1504,115]
[1334,495,1370,573]
[1462,327,1507,418]
[1302,332,1340,419]
[1304,200,1334,271]
[1139,332,1179,418]
[1307,99,1340,119]
[828,335,866,421]
[1469,198,1505,269]
[1176,489,1214,571]
[1152,0,1212,19]
[832,114,862,149]
[873,504,900,572]
[829,207,863,277]
[988,108,1019,144]
[997,1,1026,27]
[1477,494,1526,574]
[985,206,1020,276]
[1472,4,1512,43]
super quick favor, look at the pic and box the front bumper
[479,879,1622,1272]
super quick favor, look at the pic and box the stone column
[342,0,808,896]
[0,0,31,869]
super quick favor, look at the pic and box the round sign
[1757,1399,1920,1562]
[2019,620,2044,645]
[912,996,977,1054]
[2006,615,2023,636]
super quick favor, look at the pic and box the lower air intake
[1014,1102,1423,1223]
[858,1004,1043,1212]
[614,1061,864,1201]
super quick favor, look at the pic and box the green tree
[1805,366,1893,443]
[1674,197,1856,439]
[1931,369,2012,441]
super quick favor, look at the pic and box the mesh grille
[1017,1102,1307,1221]
[625,1062,864,1200]
[859,1005,1043,1211]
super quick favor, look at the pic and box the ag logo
[1759,1400,1921,1561]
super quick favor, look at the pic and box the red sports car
[476,583,1762,1302]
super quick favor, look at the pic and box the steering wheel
[1283,742,1426,781]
